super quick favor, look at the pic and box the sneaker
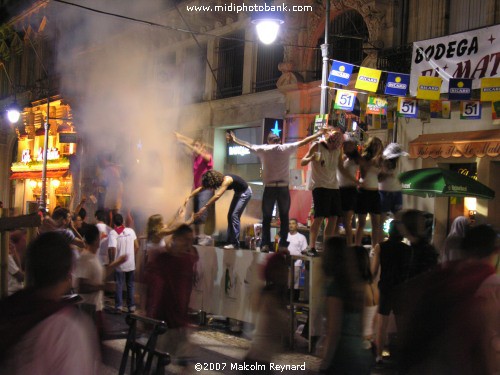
[223,244,239,250]
[260,245,270,253]
[128,306,136,313]
[303,248,319,257]
[198,235,213,246]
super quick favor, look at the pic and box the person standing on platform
[186,170,252,249]
[228,128,327,253]
[176,133,214,245]
[108,213,139,313]
[337,137,360,246]
[355,137,384,248]
[301,131,343,256]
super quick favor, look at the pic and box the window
[182,44,207,104]
[255,43,283,92]
[215,31,244,99]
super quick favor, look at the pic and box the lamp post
[40,98,50,212]
[253,2,331,115]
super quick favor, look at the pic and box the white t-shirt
[108,227,137,272]
[287,232,307,288]
[250,142,300,184]
[96,222,111,265]
[8,254,23,295]
[75,250,104,311]
[337,158,358,188]
[3,308,99,374]
[308,143,340,190]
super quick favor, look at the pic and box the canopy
[399,168,495,200]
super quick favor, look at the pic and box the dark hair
[462,224,498,259]
[95,209,107,223]
[400,209,426,240]
[263,252,287,284]
[113,213,124,226]
[201,170,225,189]
[352,246,373,283]
[267,132,280,144]
[362,136,383,161]
[388,220,404,241]
[322,236,347,279]
[84,224,100,245]
[78,207,87,220]
[172,224,193,238]
[25,232,73,288]
[52,207,70,221]
[289,218,298,224]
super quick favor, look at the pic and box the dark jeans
[262,186,290,247]
[114,270,135,309]
[227,187,252,246]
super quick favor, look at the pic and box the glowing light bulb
[255,20,281,44]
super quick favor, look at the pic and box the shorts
[312,188,342,218]
[378,289,398,316]
[339,186,358,212]
[355,189,381,215]
[379,191,403,214]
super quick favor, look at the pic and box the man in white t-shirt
[287,218,308,294]
[95,209,111,265]
[108,213,138,313]
[228,128,326,252]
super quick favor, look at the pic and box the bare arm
[371,243,381,279]
[193,176,233,220]
[300,143,319,166]
[108,247,116,263]
[228,131,252,149]
[71,237,85,249]
[297,128,327,148]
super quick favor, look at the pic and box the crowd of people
[0,128,498,374]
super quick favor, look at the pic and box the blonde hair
[146,214,164,242]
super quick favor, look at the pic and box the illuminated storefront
[9,98,78,214]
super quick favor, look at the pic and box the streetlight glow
[7,108,20,123]
[251,12,284,45]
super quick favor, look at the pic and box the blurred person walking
[176,133,214,245]
[145,224,199,367]
[319,237,374,374]
[287,218,308,300]
[95,209,112,265]
[0,232,99,374]
[228,128,327,252]
[370,220,412,365]
[108,213,139,313]
[185,170,252,249]
[301,131,343,256]
[396,224,498,374]
[441,215,470,263]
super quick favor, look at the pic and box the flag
[416,76,442,100]
[460,101,481,120]
[385,73,410,96]
[334,89,357,111]
[355,67,382,92]
[448,78,472,100]
[480,77,500,102]
[314,114,328,132]
[328,60,354,86]
[366,96,388,115]
[397,97,418,118]
[430,100,451,119]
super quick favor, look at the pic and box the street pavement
[99,306,397,374]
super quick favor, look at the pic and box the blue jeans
[114,270,135,309]
[227,187,252,247]
[262,186,290,247]
[194,188,214,224]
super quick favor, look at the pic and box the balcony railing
[377,44,413,74]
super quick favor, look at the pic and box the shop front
[408,129,500,248]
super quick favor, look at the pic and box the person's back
[0,232,98,374]
[441,216,470,262]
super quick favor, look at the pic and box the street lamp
[6,100,21,123]
[253,2,331,115]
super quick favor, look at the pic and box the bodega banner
[410,24,500,96]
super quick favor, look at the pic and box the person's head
[322,236,348,279]
[0,201,3,208]
[193,138,205,151]
[462,224,498,260]
[201,170,225,190]
[325,131,343,151]
[343,138,359,159]
[448,216,470,238]
[382,157,398,171]
[25,232,73,290]
[171,224,194,253]
[362,137,383,161]
[72,214,83,229]
[267,132,281,145]
[352,246,373,283]
[83,225,100,253]
[112,213,124,227]
[147,214,164,241]
[388,220,404,242]
[78,207,87,222]
[52,207,71,228]
[95,209,107,224]
[289,218,299,234]
[263,252,288,286]
[399,209,427,242]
